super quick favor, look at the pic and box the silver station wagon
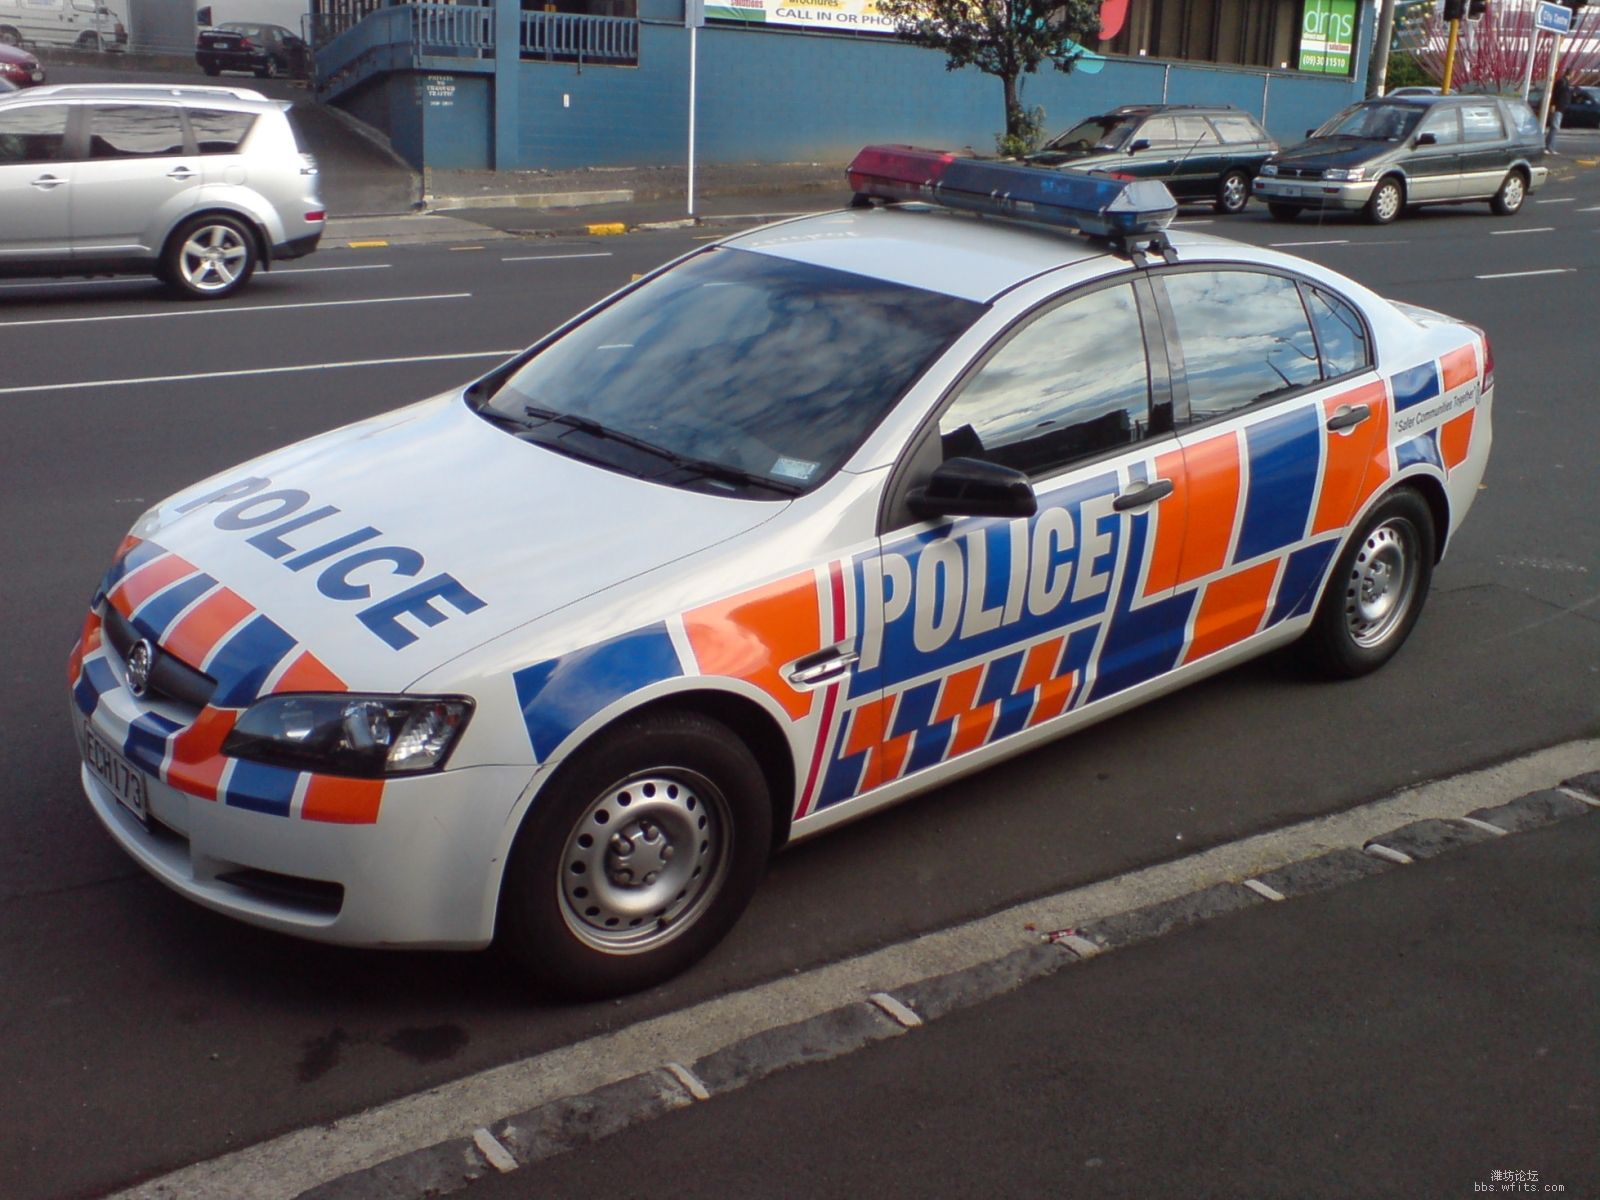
[0,84,323,297]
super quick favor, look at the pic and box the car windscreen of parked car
[477,247,984,498]
[1040,114,1139,153]
[1314,102,1424,141]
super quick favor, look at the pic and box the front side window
[0,104,69,165]
[1138,117,1181,147]
[1417,106,1463,145]
[937,282,1153,478]
[1161,270,1321,423]
[477,248,982,497]
[87,105,185,158]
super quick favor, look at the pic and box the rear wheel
[1364,177,1404,225]
[0,27,21,46]
[499,711,772,999]
[1490,169,1527,216]
[1302,490,1436,678]
[1215,169,1251,215]
[254,56,278,79]
[162,214,257,299]
[75,31,101,50]
[201,61,221,76]
[1267,202,1301,222]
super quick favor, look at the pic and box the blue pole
[494,0,521,168]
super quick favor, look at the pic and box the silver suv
[0,84,323,297]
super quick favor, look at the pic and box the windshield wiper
[520,405,801,497]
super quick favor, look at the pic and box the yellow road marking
[586,222,627,236]
[346,239,389,248]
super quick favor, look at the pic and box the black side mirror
[1415,131,1438,146]
[1306,128,1315,138]
[907,457,1037,521]
[1128,138,1151,154]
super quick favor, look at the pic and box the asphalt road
[2,161,1597,1199]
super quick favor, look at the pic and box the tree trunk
[1003,71,1021,138]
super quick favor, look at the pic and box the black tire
[161,214,257,299]
[0,27,21,47]
[1215,169,1251,215]
[1267,202,1301,222]
[201,62,221,76]
[75,31,101,50]
[254,57,278,79]
[499,711,773,1000]
[1301,490,1436,679]
[1490,168,1527,216]
[1364,176,1404,225]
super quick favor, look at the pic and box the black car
[1022,104,1278,214]
[196,22,308,79]
[1558,85,1600,130]
[1254,94,1547,224]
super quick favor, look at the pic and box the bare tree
[1400,2,1599,91]
[875,0,1105,148]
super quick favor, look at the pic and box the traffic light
[1467,0,1487,17]
[1562,0,1586,10]
[1443,0,1466,19]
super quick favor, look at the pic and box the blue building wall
[334,1,1373,171]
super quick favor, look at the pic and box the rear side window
[0,104,69,164]
[1211,115,1267,144]
[1174,116,1220,146]
[186,108,257,154]
[1303,286,1370,380]
[86,105,185,158]
[1161,270,1322,423]
[1139,117,1181,147]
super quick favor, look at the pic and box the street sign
[1535,1,1573,33]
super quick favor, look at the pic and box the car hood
[1270,137,1395,170]
[121,392,786,695]
[1021,148,1130,170]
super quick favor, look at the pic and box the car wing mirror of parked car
[1128,138,1151,153]
[907,457,1037,521]
[1415,131,1437,146]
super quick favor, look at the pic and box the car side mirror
[1415,131,1437,146]
[1128,138,1151,153]
[1306,128,1315,139]
[907,457,1037,521]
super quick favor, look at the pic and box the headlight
[1322,167,1366,182]
[222,694,474,778]
[1258,163,1278,177]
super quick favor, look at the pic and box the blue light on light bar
[847,145,1178,238]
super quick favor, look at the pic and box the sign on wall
[705,0,897,34]
[1298,0,1357,75]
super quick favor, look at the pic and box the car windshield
[476,247,983,498]
[1039,115,1138,153]
[1314,103,1424,141]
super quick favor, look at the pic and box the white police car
[70,148,1492,998]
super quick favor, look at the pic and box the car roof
[1104,104,1243,117]
[0,84,282,111]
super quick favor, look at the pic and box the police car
[70,147,1492,998]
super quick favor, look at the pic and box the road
[1,140,1597,1199]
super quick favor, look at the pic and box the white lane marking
[1364,843,1415,866]
[1268,239,1350,247]
[1171,218,1213,225]
[1458,816,1510,837]
[0,277,147,291]
[1560,785,1600,809]
[275,263,393,274]
[1490,226,1555,235]
[0,349,520,395]
[663,1061,711,1102]
[1048,932,1103,959]
[1474,267,1574,280]
[501,251,615,263]
[100,737,1600,1200]
[472,1129,518,1174]
[1242,878,1287,902]
[868,992,924,1029]
[0,292,469,330]
[1535,197,1575,204]
[1581,205,1600,213]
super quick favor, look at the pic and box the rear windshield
[1314,103,1424,141]
[476,247,983,498]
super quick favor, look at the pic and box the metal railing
[520,11,637,63]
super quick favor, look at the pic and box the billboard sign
[705,0,897,33]
[1299,0,1357,75]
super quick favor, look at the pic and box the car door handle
[787,644,859,687]
[1326,403,1372,433]
[30,174,66,190]
[1112,478,1175,511]
[166,167,198,181]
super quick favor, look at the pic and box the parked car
[69,148,1493,998]
[196,22,308,79]
[1023,104,1278,214]
[0,85,323,296]
[0,0,126,52]
[1253,94,1547,224]
[1532,83,1600,130]
[0,39,43,87]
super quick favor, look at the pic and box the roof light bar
[847,144,1179,239]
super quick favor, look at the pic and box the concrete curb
[287,767,1600,1200]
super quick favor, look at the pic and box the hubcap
[1502,176,1524,209]
[1375,183,1400,222]
[558,769,728,954]
[1343,519,1418,648]
[180,225,247,292]
[1222,174,1247,210]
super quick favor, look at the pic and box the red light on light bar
[845,145,957,197]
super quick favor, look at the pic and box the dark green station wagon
[1253,94,1548,225]
[1023,103,1278,215]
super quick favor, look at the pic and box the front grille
[216,868,344,917]
[1279,167,1325,180]
[102,604,218,708]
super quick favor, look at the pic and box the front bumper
[1253,176,1375,211]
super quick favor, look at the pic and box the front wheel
[499,711,772,999]
[1301,490,1436,679]
[1267,202,1301,222]
[1490,169,1527,216]
[162,215,257,299]
[1215,169,1251,215]
[1364,177,1404,225]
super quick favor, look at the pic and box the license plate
[83,721,149,825]
[30,70,43,81]
[1272,183,1303,196]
